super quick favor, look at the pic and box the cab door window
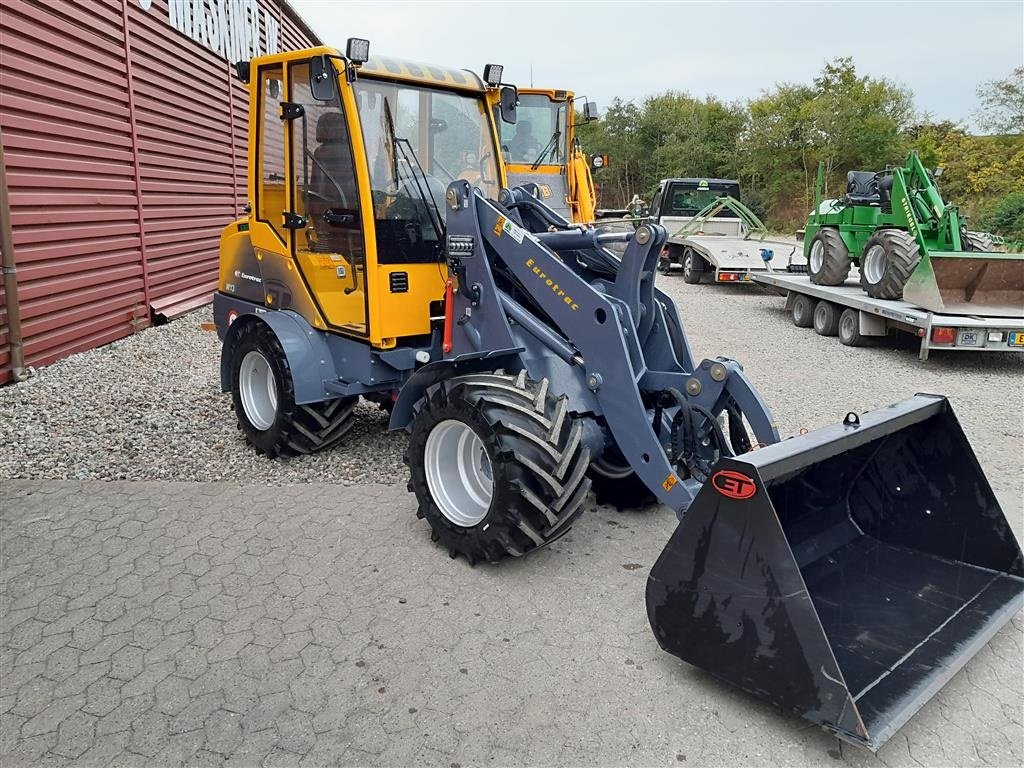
[257,66,286,240]
[288,60,367,336]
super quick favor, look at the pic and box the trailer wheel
[837,308,869,346]
[813,301,841,336]
[230,321,357,458]
[406,371,591,564]
[790,294,816,328]
[808,228,851,286]
[859,229,920,299]
[682,249,704,284]
[588,446,656,510]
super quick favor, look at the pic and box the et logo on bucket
[711,470,757,500]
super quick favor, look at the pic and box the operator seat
[846,171,880,205]
[309,112,356,254]
[877,175,894,214]
[310,112,353,207]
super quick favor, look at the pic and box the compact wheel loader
[804,153,1024,316]
[214,42,1024,751]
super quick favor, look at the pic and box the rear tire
[813,301,841,336]
[790,293,816,328]
[858,229,920,300]
[406,371,591,564]
[588,445,656,510]
[838,308,868,346]
[682,249,704,284]
[230,321,357,458]
[808,228,852,286]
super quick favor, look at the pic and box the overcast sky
[290,0,1023,131]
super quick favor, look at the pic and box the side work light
[346,37,370,65]
[483,64,503,87]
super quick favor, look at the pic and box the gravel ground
[1,283,1022,501]
[0,307,403,484]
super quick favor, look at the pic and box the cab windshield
[354,80,500,263]
[670,184,742,217]
[500,93,567,166]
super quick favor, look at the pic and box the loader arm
[443,181,780,514]
[899,153,963,251]
[567,141,598,223]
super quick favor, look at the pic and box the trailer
[755,272,1024,360]
[650,179,805,283]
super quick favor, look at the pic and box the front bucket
[646,395,1023,750]
[903,251,1024,317]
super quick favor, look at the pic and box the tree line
[577,59,1024,239]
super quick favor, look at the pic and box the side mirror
[234,60,251,84]
[499,86,517,125]
[310,55,337,101]
[583,101,599,121]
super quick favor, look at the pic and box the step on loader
[803,153,1024,317]
[213,42,1024,751]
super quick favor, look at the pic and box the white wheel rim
[239,351,278,431]
[424,420,493,527]
[683,252,693,278]
[809,240,824,273]
[863,244,886,284]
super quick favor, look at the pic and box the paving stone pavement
[1,480,1021,768]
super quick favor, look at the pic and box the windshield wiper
[530,130,561,170]
[382,98,445,242]
[395,138,444,241]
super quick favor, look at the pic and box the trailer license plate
[957,330,980,346]
[1009,332,1024,347]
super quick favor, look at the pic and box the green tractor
[803,152,1024,317]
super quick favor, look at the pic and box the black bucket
[646,395,1024,750]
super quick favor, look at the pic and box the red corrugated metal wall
[0,0,318,383]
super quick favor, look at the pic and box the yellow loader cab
[218,43,508,352]
[493,88,602,223]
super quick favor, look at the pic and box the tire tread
[407,372,591,563]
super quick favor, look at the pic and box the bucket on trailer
[903,252,1024,318]
[646,394,1023,750]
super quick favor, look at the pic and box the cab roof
[360,56,485,92]
[662,178,740,186]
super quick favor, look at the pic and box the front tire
[859,229,920,299]
[808,228,852,286]
[406,371,591,564]
[963,231,1001,252]
[229,321,357,458]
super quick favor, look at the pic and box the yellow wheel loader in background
[495,88,603,223]
[213,40,1023,752]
